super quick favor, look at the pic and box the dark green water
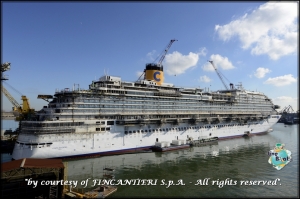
[62,123,298,198]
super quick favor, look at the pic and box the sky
[1,2,299,113]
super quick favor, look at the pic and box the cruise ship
[12,44,281,160]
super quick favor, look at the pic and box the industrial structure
[1,158,65,198]
[1,62,35,121]
[278,105,299,124]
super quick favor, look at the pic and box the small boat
[190,137,219,146]
[83,185,118,199]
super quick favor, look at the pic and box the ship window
[96,121,100,125]
[106,127,110,131]
[133,130,136,133]
[101,121,105,125]
[149,129,151,132]
[107,121,114,125]
[129,131,132,134]
[101,128,105,131]
[124,131,128,134]
[145,130,148,132]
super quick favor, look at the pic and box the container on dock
[178,139,186,144]
[155,141,170,147]
[172,140,181,145]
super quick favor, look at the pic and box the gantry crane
[208,60,234,90]
[1,62,35,121]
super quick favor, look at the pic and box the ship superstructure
[12,42,281,160]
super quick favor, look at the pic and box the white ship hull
[12,116,279,160]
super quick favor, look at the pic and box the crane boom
[1,85,22,112]
[1,62,35,120]
[208,60,230,90]
[157,39,177,67]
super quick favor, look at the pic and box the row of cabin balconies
[115,114,268,126]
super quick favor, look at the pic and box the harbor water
[1,121,298,197]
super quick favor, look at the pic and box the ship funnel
[144,63,164,85]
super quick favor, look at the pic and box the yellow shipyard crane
[1,62,35,121]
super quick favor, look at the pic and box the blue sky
[2,2,298,112]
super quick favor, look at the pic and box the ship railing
[21,126,75,134]
[95,110,263,115]
[55,89,91,94]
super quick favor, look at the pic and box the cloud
[275,96,296,102]
[199,75,212,83]
[164,51,199,75]
[264,74,297,86]
[254,67,271,78]
[147,50,157,61]
[202,54,235,72]
[215,2,298,60]
[197,47,207,56]
[273,96,298,111]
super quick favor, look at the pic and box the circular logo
[268,143,292,170]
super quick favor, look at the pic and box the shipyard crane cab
[1,62,35,121]
[138,39,177,86]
